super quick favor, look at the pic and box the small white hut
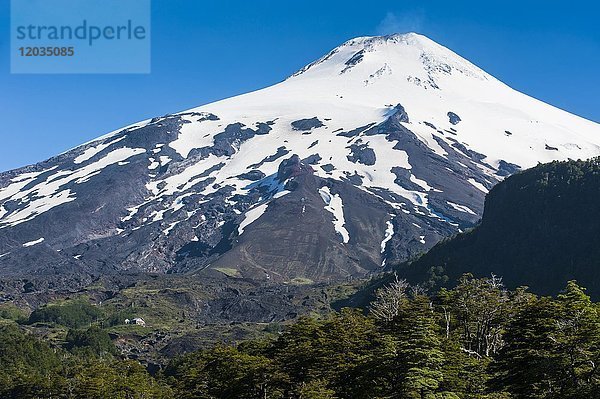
[132,317,146,327]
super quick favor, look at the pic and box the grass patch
[213,267,241,278]
[0,303,29,324]
[289,277,314,285]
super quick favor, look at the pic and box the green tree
[28,299,102,328]
[440,274,511,358]
[66,326,118,357]
[493,282,600,398]
[166,345,286,399]
[437,337,490,398]
[272,309,378,397]
[394,295,446,399]
[296,379,337,399]
[73,359,174,398]
[0,303,29,324]
[0,325,66,398]
[554,282,600,396]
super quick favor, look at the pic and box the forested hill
[398,157,600,298]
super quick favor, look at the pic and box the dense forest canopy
[1,275,598,398]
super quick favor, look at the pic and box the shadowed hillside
[398,158,600,298]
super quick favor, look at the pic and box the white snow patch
[146,154,223,197]
[122,204,144,222]
[410,174,432,191]
[273,190,291,199]
[148,158,160,170]
[447,201,477,215]
[159,156,172,166]
[169,113,222,158]
[318,186,350,243]
[1,190,76,229]
[0,169,53,205]
[73,136,126,164]
[151,209,167,223]
[0,148,146,226]
[238,203,269,235]
[163,221,180,235]
[468,178,489,194]
[380,220,394,253]
[23,237,45,247]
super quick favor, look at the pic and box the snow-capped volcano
[1,33,599,283]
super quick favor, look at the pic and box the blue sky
[1,0,598,171]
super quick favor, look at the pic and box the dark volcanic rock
[237,170,266,181]
[447,111,461,125]
[343,172,363,186]
[391,167,423,191]
[291,117,324,131]
[207,175,392,282]
[347,142,376,165]
[276,155,314,182]
[320,164,335,173]
[248,147,290,169]
[210,122,272,157]
[336,123,376,138]
[341,49,365,73]
[496,160,521,177]
[302,154,322,165]
[393,104,410,123]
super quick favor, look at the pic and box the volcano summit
[1,33,599,285]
